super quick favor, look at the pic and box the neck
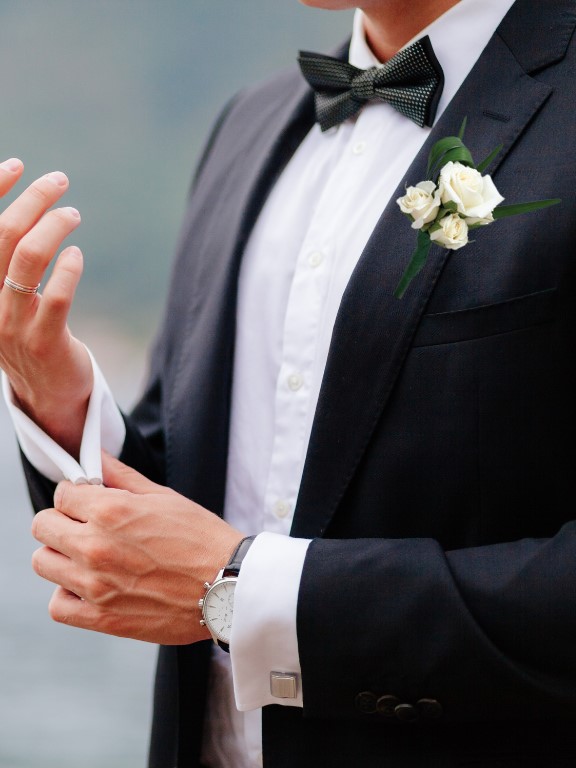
[361,0,461,61]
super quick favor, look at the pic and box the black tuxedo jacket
[24,1,576,766]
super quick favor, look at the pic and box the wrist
[10,378,92,458]
[199,535,256,652]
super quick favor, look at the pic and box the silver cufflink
[270,672,298,699]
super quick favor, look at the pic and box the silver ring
[3,276,40,295]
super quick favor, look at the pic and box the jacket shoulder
[191,63,314,191]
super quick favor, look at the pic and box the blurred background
[0,2,352,767]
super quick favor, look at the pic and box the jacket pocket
[413,287,557,347]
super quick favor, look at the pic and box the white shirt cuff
[230,531,311,711]
[1,347,125,485]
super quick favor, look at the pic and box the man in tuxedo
[1,0,576,766]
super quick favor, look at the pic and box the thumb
[101,451,173,496]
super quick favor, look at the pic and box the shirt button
[352,141,366,155]
[287,372,303,391]
[274,500,291,519]
[307,250,324,268]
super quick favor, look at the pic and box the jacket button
[417,698,443,720]
[376,695,400,718]
[394,703,419,723]
[355,691,377,714]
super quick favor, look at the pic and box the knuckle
[85,577,113,606]
[83,577,102,603]
[60,253,83,277]
[0,216,22,246]
[28,181,51,204]
[0,312,14,338]
[96,611,125,638]
[82,538,109,569]
[44,289,69,314]
[97,496,127,526]
[24,334,50,361]
[16,237,47,270]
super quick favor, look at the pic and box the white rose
[465,212,494,227]
[439,161,504,220]
[396,180,442,230]
[429,213,469,250]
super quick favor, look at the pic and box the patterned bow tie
[298,36,444,132]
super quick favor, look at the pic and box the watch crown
[203,582,211,589]
[198,599,204,609]
[199,619,206,626]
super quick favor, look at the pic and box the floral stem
[394,230,431,299]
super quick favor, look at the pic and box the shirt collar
[348,0,517,119]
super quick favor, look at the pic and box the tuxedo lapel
[291,0,573,538]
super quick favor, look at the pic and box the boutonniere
[394,118,561,299]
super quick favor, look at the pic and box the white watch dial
[203,578,236,644]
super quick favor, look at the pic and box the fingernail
[44,171,68,187]
[0,158,23,173]
[63,207,81,220]
[67,246,82,259]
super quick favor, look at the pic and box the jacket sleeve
[297,529,576,724]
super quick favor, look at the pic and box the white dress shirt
[3,2,516,767]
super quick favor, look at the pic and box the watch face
[203,578,236,644]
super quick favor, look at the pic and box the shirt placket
[263,225,331,533]
[262,122,373,534]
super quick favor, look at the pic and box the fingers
[0,170,71,281]
[0,158,24,197]
[31,506,85,557]
[0,169,81,343]
[48,587,121,636]
[36,246,83,337]
[48,587,96,628]
[32,546,83,593]
[4,205,81,309]
[52,482,94,522]
[101,452,174,496]
[53,479,134,525]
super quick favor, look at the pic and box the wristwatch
[198,536,256,652]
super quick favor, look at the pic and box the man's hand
[31,452,244,645]
[0,158,93,457]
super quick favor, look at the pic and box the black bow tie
[298,36,444,132]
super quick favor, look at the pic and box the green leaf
[426,136,475,179]
[427,136,461,177]
[394,231,432,299]
[458,117,468,141]
[492,198,561,220]
[476,144,503,174]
